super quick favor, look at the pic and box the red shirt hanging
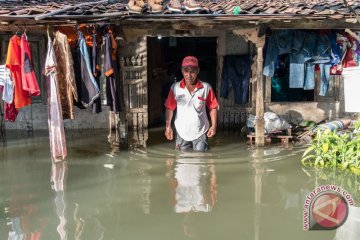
[21,33,40,96]
[6,35,31,109]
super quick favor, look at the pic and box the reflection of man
[167,158,217,213]
[164,56,218,151]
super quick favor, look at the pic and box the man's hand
[165,126,174,140]
[207,126,216,138]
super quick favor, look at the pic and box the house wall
[4,104,110,131]
[1,25,351,134]
[217,31,253,130]
[0,32,110,132]
[266,102,342,124]
[220,29,350,127]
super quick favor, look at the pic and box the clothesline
[0,25,122,162]
[263,29,360,98]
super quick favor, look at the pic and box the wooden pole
[255,39,265,147]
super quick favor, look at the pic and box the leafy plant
[301,121,360,173]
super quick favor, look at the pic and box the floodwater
[0,128,359,240]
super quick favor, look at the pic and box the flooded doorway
[147,37,217,127]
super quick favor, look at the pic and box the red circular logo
[311,192,348,229]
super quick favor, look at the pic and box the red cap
[182,56,199,68]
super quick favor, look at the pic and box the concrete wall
[266,102,343,124]
[4,103,110,131]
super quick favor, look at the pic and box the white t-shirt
[165,79,218,141]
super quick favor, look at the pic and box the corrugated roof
[0,0,359,20]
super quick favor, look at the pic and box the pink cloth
[44,36,67,161]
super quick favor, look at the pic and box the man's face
[182,66,199,85]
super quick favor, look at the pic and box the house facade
[1,0,359,146]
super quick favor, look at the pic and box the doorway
[147,37,217,127]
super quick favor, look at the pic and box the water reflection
[127,129,148,149]
[251,147,315,240]
[5,173,48,240]
[167,156,217,213]
[3,129,358,240]
[51,161,68,240]
[166,154,217,238]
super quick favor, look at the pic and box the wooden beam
[255,37,265,147]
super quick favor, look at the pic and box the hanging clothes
[98,35,108,106]
[103,31,121,113]
[72,43,86,110]
[4,103,18,122]
[0,65,14,104]
[0,64,17,122]
[75,31,100,108]
[53,30,78,120]
[20,33,41,97]
[6,35,31,109]
[44,35,67,162]
[91,33,102,113]
[263,30,294,77]
[220,55,251,104]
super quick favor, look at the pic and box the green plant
[301,121,360,172]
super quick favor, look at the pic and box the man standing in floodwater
[164,56,218,151]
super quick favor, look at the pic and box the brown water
[0,128,358,240]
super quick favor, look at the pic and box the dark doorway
[147,37,217,127]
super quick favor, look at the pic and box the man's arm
[165,109,174,140]
[207,108,217,137]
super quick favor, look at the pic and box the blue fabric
[291,30,306,53]
[263,30,294,77]
[304,61,316,90]
[304,35,319,86]
[274,30,293,55]
[319,63,331,96]
[289,31,306,88]
[304,34,331,91]
[263,35,279,77]
[220,55,251,104]
[290,32,331,91]
[312,34,331,64]
[329,31,341,65]
[77,31,100,107]
[297,32,317,89]
[289,31,315,88]
[289,51,306,88]
[78,32,100,92]
[265,30,332,95]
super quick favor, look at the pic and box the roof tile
[0,0,359,18]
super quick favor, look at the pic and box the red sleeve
[206,88,218,109]
[6,37,21,71]
[164,88,177,110]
